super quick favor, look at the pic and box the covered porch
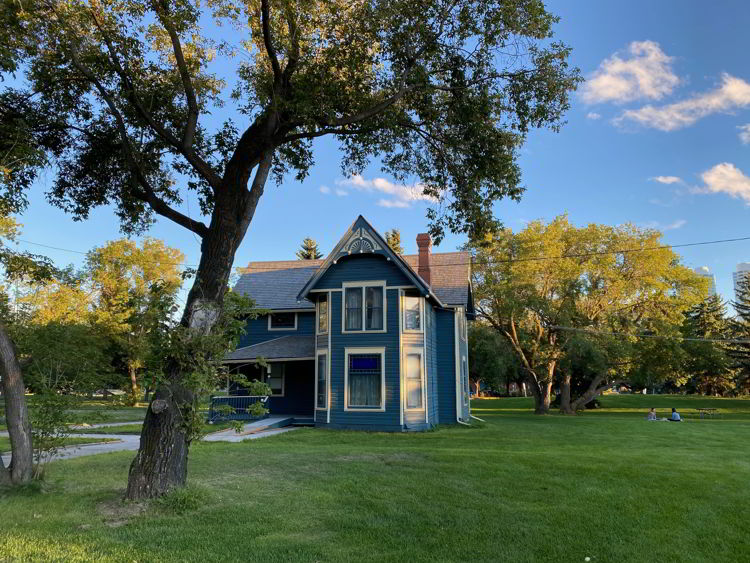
[221,335,316,420]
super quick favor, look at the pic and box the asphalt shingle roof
[225,335,315,362]
[234,252,470,308]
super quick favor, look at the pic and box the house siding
[435,309,457,424]
[322,287,402,430]
[426,304,439,425]
[313,254,414,289]
[239,312,315,348]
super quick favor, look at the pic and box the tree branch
[150,0,200,149]
[88,6,221,191]
[67,45,208,238]
[261,0,282,83]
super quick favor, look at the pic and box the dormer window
[343,281,386,333]
[268,312,297,331]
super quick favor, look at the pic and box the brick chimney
[416,233,432,286]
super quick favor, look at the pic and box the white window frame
[316,295,329,335]
[404,348,426,411]
[402,295,424,333]
[268,312,298,331]
[260,363,285,397]
[462,356,469,406]
[344,347,386,412]
[341,281,387,334]
[315,350,328,410]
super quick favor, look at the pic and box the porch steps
[292,417,315,426]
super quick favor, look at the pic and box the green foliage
[730,277,750,394]
[296,237,323,260]
[1,0,580,242]
[17,322,113,393]
[29,392,72,478]
[468,323,519,394]
[247,400,269,418]
[385,229,404,254]
[471,215,709,410]
[682,295,735,396]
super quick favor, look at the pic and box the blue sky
[13,0,750,304]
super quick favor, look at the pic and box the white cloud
[650,175,683,185]
[377,199,410,209]
[698,162,750,204]
[336,174,436,208]
[319,186,331,194]
[335,189,348,196]
[582,41,679,104]
[738,123,750,144]
[644,219,687,231]
[586,112,602,120]
[614,73,750,131]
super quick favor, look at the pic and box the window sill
[341,329,387,334]
[344,407,386,412]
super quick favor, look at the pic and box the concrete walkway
[2,423,299,466]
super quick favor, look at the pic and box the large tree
[730,278,750,394]
[472,216,707,414]
[0,214,56,486]
[3,0,580,497]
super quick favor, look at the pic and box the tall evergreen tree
[682,295,734,396]
[296,238,323,260]
[385,229,404,254]
[730,277,750,393]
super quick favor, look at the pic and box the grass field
[68,421,238,436]
[0,399,147,432]
[2,395,749,562]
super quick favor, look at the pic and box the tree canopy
[471,215,708,414]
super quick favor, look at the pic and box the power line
[12,233,750,271]
[550,325,750,345]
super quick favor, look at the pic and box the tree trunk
[521,381,527,397]
[559,373,574,414]
[524,371,552,414]
[129,364,139,400]
[125,154,271,499]
[0,321,33,485]
[570,375,607,412]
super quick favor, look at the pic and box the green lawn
[1,399,147,432]
[0,436,118,454]
[2,395,749,562]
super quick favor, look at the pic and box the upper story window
[268,312,297,331]
[317,295,328,334]
[403,294,423,332]
[343,282,386,332]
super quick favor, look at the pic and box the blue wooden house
[223,216,473,431]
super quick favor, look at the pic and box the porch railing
[208,395,269,423]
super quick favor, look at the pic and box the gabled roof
[295,215,437,304]
[225,335,315,362]
[233,215,472,309]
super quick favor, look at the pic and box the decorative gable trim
[296,215,443,306]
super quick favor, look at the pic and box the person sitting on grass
[646,408,657,421]
[668,407,682,422]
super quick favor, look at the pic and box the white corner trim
[454,309,461,422]
[343,346,386,412]
[399,290,404,426]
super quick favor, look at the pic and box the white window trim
[341,281,387,334]
[344,346,386,412]
[462,356,469,406]
[404,347,426,412]
[316,296,329,335]
[315,350,328,411]
[268,312,298,331]
[402,295,424,333]
[262,364,285,397]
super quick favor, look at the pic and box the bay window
[403,295,423,332]
[316,352,328,410]
[405,350,424,409]
[317,294,328,334]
